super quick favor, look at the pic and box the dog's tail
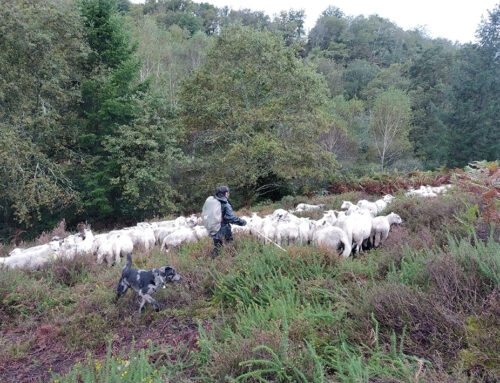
[125,253,132,268]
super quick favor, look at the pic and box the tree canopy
[179,25,336,201]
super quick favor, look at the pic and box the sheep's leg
[115,250,121,265]
[380,231,389,247]
[106,252,114,266]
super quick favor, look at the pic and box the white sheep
[270,208,292,222]
[232,215,251,234]
[161,227,198,252]
[406,185,440,198]
[0,240,60,269]
[154,226,179,245]
[193,225,208,239]
[91,233,108,257]
[258,216,278,244]
[275,221,300,246]
[297,217,314,244]
[370,212,402,247]
[317,210,337,226]
[293,203,325,213]
[58,226,94,259]
[340,201,355,210]
[373,194,394,214]
[127,226,155,250]
[356,200,378,217]
[95,233,132,265]
[111,234,134,264]
[247,213,264,235]
[335,212,372,254]
[312,225,351,257]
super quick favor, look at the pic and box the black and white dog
[116,253,181,312]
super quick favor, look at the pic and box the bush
[52,341,168,383]
[388,193,477,248]
[362,283,466,365]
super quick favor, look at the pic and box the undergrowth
[0,184,498,383]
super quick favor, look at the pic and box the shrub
[322,325,429,383]
[352,283,466,365]
[388,193,476,248]
[457,306,500,383]
[52,341,168,383]
[35,219,71,245]
[33,254,97,287]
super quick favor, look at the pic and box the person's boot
[211,247,219,259]
[211,239,222,259]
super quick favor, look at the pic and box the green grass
[0,189,498,383]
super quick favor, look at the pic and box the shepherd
[207,186,246,259]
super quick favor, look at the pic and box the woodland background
[1,0,499,240]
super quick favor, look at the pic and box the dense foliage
[0,0,499,239]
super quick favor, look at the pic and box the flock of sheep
[233,194,400,257]
[0,185,452,270]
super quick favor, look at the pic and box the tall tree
[446,5,500,167]
[77,0,147,220]
[271,9,306,46]
[407,43,455,168]
[104,91,187,219]
[0,0,85,233]
[342,59,380,99]
[179,25,336,201]
[369,89,413,171]
[307,7,348,60]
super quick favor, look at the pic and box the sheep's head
[340,201,353,210]
[388,213,403,225]
[186,215,199,227]
[272,209,289,221]
[383,194,395,203]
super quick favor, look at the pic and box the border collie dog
[116,253,181,312]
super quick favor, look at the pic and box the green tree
[345,15,417,66]
[219,8,271,31]
[179,26,336,201]
[406,43,455,168]
[104,92,187,219]
[342,59,380,99]
[76,0,147,220]
[369,89,413,171]
[133,16,209,108]
[446,5,500,167]
[271,9,306,46]
[0,0,85,232]
[307,7,348,60]
[321,96,364,165]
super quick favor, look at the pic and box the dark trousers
[211,224,233,258]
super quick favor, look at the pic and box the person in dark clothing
[210,186,246,259]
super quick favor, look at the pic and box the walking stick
[253,230,288,253]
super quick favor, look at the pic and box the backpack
[202,196,222,236]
